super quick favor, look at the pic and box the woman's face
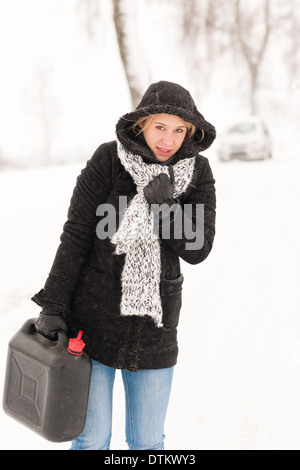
[142,114,187,162]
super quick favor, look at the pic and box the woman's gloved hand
[35,309,68,341]
[143,166,175,206]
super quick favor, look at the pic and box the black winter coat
[32,81,216,372]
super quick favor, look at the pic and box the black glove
[35,310,68,341]
[143,166,175,206]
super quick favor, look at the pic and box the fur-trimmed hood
[116,81,216,163]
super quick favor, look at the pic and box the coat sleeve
[31,143,112,315]
[159,156,216,265]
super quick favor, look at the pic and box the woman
[33,80,216,450]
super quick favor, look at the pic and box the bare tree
[180,0,203,75]
[285,0,300,82]
[173,0,238,101]
[76,0,101,39]
[24,60,58,165]
[174,0,214,101]
[181,0,199,42]
[112,0,143,109]
[78,0,144,109]
[235,0,271,114]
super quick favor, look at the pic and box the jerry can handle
[55,329,69,351]
[32,318,85,355]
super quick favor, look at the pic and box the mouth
[156,147,172,156]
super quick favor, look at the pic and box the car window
[228,123,256,134]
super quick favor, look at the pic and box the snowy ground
[1,152,300,450]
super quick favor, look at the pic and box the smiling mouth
[156,147,172,154]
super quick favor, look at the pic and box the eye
[176,128,184,133]
[156,126,165,131]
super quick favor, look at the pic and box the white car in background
[217,116,272,162]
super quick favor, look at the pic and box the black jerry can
[3,318,91,442]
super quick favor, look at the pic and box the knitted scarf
[111,140,196,327]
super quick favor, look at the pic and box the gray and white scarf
[111,140,196,327]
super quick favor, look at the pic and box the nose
[161,132,174,147]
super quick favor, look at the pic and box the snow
[0,0,300,451]
[1,152,300,450]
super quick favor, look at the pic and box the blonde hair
[132,114,199,141]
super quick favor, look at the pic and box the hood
[116,81,216,164]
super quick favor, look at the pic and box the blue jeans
[70,360,174,450]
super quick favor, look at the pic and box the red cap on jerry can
[67,330,85,356]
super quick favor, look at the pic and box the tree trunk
[112,0,141,109]
[235,0,270,114]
